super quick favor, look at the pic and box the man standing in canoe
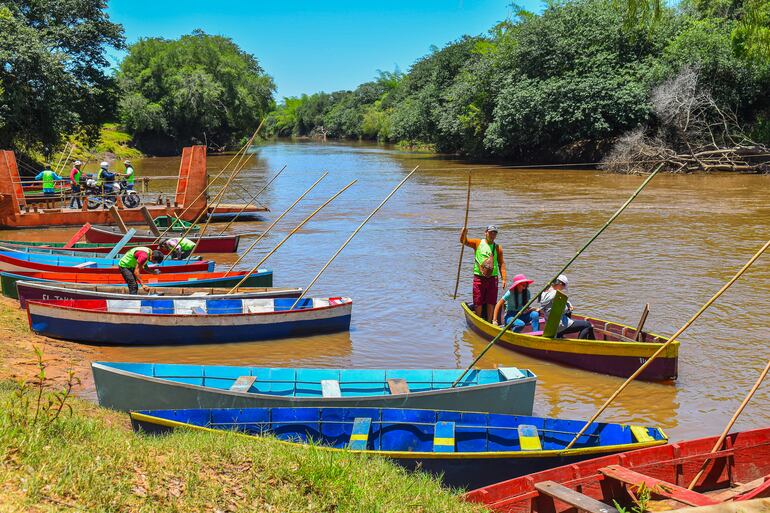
[118,247,163,294]
[162,237,196,259]
[461,225,506,322]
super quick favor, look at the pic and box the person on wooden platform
[35,164,63,196]
[492,273,540,332]
[118,247,163,294]
[69,160,83,209]
[539,274,595,340]
[123,160,135,190]
[461,225,507,322]
[162,237,196,259]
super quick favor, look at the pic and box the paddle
[562,238,770,451]
[227,180,358,293]
[288,165,419,310]
[218,165,288,234]
[452,171,472,300]
[224,172,328,276]
[451,163,665,388]
[687,358,770,490]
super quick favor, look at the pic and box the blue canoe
[92,362,537,415]
[0,250,214,272]
[0,242,201,261]
[130,407,669,489]
[27,296,352,345]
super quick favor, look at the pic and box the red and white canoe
[84,225,240,253]
[464,427,770,513]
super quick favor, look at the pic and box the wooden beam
[599,465,718,507]
[109,205,128,233]
[140,206,161,236]
[635,304,650,341]
[105,228,136,259]
[229,376,256,393]
[63,223,91,248]
[387,378,409,395]
[534,481,620,513]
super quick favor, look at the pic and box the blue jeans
[505,310,540,333]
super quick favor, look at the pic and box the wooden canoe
[16,282,302,309]
[151,215,199,232]
[462,303,679,381]
[91,362,537,415]
[464,427,770,512]
[26,296,352,345]
[0,242,202,260]
[129,406,667,490]
[0,239,162,255]
[0,251,212,274]
[85,224,239,253]
[1,270,273,299]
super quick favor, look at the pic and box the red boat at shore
[84,224,240,253]
[465,427,770,513]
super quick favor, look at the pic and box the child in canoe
[492,274,540,332]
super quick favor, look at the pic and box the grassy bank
[0,301,484,512]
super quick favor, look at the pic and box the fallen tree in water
[602,67,770,174]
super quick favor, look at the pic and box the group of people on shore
[35,159,135,208]
[461,226,595,340]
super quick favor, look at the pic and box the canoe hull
[0,239,162,254]
[85,225,239,253]
[91,362,537,415]
[27,300,352,345]
[1,271,273,299]
[17,282,301,309]
[0,253,211,274]
[463,303,678,381]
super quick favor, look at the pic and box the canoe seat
[529,331,544,337]
[535,481,620,513]
[140,305,153,314]
[387,378,409,395]
[73,261,97,268]
[499,367,525,380]
[191,306,206,315]
[434,421,455,452]
[190,292,208,297]
[518,424,542,451]
[629,425,654,443]
[230,375,256,393]
[321,379,341,398]
[598,465,718,507]
[348,417,372,450]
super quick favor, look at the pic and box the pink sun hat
[509,273,534,290]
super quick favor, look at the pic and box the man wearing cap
[539,274,595,339]
[123,160,135,190]
[35,163,63,196]
[69,160,83,209]
[461,225,507,322]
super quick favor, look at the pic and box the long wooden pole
[563,238,770,451]
[687,359,770,490]
[52,142,70,175]
[289,166,419,310]
[152,120,264,244]
[55,143,76,175]
[451,163,665,387]
[218,165,288,234]
[227,180,357,293]
[452,171,472,299]
[224,172,328,275]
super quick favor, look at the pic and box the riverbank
[0,297,483,512]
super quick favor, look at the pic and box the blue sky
[107,0,544,100]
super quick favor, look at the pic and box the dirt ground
[0,296,97,394]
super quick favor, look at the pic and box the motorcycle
[83,176,142,210]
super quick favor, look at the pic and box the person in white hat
[538,274,595,339]
[460,224,507,321]
[69,160,83,209]
[123,159,135,190]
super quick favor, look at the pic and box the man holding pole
[461,225,506,322]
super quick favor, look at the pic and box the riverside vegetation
[1,0,768,170]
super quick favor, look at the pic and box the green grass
[89,123,144,161]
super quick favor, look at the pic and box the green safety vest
[168,237,195,252]
[125,165,135,184]
[118,247,152,269]
[41,170,55,190]
[72,168,81,184]
[473,239,499,277]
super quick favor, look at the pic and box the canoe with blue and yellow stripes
[129,406,668,489]
[462,303,679,381]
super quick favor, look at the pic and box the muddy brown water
[6,140,770,442]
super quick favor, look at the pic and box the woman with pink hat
[492,273,540,332]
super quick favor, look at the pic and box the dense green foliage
[117,30,275,153]
[0,0,124,153]
[267,0,770,162]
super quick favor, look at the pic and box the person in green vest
[35,164,63,195]
[460,225,507,322]
[123,159,135,190]
[69,160,83,209]
[161,237,196,259]
[118,247,164,294]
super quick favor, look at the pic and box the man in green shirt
[123,160,135,190]
[35,164,63,195]
[162,237,197,259]
[460,225,507,322]
[118,247,163,294]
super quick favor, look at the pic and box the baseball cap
[555,274,569,287]
[486,225,499,232]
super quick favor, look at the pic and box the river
[8,140,770,441]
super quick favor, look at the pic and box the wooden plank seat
[535,481,620,513]
[321,379,341,398]
[229,376,256,393]
[434,421,455,453]
[599,465,719,507]
[734,474,770,501]
[348,417,371,450]
[387,378,409,395]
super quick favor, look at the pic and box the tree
[0,0,124,153]
[118,30,274,152]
